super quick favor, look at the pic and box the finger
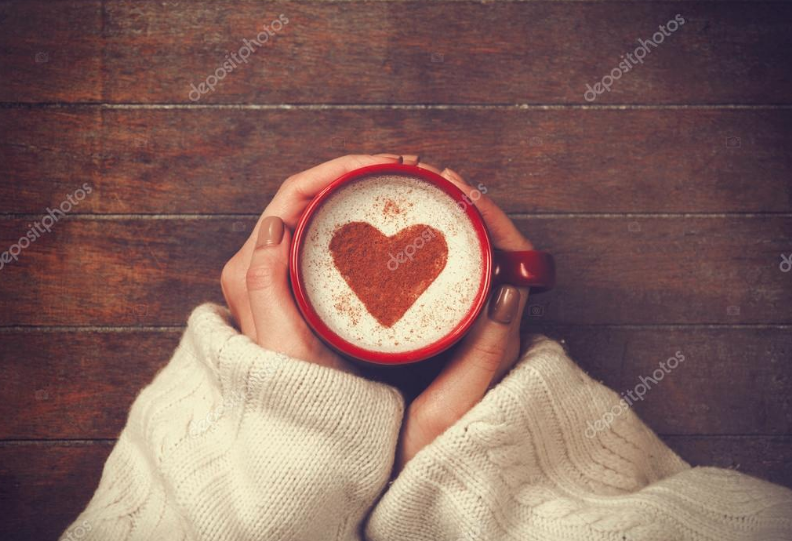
[439,167,533,356]
[245,217,316,358]
[401,285,522,468]
[373,153,403,162]
[373,153,443,174]
[441,168,533,251]
[246,216,298,341]
[417,161,443,175]
[228,154,402,314]
[265,154,400,228]
[428,285,522,404]
[493,284,530,381]
[243,154,400,259]
[246,217,351,371]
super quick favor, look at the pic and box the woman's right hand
[394,167,534,470]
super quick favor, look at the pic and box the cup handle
[492,250,556,292]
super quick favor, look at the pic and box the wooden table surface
[1,1,791,539]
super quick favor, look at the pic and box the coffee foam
[300,174,484,355]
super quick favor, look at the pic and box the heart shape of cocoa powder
[329,221,448,327]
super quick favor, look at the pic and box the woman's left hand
[220,154,401,373]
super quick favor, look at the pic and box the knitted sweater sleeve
[63,303,403,541]
[366,337,792,541]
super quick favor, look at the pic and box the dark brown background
[1,1,791,539]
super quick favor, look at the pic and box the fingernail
[374,153,402,161]
[401,154,420,165]
[257,216,284,247]
[442,167,469,186]
[489,285,520,324]
[418,162,443,174]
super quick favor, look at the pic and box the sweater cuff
[76,303,404,541]
[181,303,405,498]
[183,303,404,443]
[368,337,792,540]
[367,336,691,540]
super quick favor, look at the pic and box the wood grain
[2,437,790,541]
[3,2,792,104]
[3,107,791,214]
[0,442,112,541]
[665,435,792,488]
[1,217,789,326]
[0,108,101,213]
[0,1,102,102]
[0,331,181,439]
[1,327,789,439]
[533,326,792,436]
[2,0,791,533]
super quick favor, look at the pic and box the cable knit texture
[66,303,403,541]
[65,305,792,541]
[367,337,792,541]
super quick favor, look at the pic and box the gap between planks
[3,103,792,110]
[11,0,792,5]
[47,0,792,4]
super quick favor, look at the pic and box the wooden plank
[0,1,102,102]
[1,327,789,439]
[528,216,792,325]
[3,108,791,214]
[0,218,235,326]
[0,108,101,212]
[92,1,792,104]
[664,436,792,489]
[532,326,792,436]
[0,331,180,439]
[4,2,792,104]
[1,217,789,326]
[1,437,790,540]
[0,442,112,541]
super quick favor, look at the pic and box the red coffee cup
[290,163,555,365]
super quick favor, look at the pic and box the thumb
[398,285,523,470]
[245,216,306,354]
[424,285,523,409]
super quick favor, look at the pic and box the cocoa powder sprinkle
[329,221,448,328]
[383,198,402,217]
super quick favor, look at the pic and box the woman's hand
[220,153,532,470]
[395,166,533,471]
[220,154,401,373]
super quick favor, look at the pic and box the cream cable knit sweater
[65,304,792,541]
